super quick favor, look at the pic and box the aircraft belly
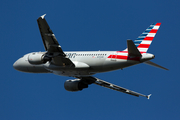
[51,69,94,77]
[28,65,50,73]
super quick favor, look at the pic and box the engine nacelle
[28,52,50,65]
[64,79,88,92]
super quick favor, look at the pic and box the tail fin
[134,23,161,53]
[124,23,161,53]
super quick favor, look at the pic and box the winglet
[40,14,46,19]
[147,94,152,99]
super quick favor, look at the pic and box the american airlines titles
[65,53,104,58]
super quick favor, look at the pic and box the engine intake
[28,52,51,65]
[64,79,88,92]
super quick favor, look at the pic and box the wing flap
[80,76,150,99]
[94,78,147,98]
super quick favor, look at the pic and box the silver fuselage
[13,51,153,77]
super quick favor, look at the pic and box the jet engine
[64,79,88,91]
[28,52,51,65]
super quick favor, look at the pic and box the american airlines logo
[65,53,105,58]
[66,53,76,58]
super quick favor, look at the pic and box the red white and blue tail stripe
[124,23,161,53]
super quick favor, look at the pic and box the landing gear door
[111,52,117,61]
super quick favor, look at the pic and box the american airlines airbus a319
[13,14,168,99]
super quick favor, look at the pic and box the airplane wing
[37,14,74,66]
[80,76,151,99]
[37,14,64,53]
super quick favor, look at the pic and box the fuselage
[13,51,154,77]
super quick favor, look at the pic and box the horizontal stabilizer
[127,40,142,57]
[144,61,168,70]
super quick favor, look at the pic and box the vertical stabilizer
[124,23,161,53]
[134,23,161,53]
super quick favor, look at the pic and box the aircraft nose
[13,59,21,71]
[13,58,27,72]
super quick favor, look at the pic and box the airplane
[13,14,168,99]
